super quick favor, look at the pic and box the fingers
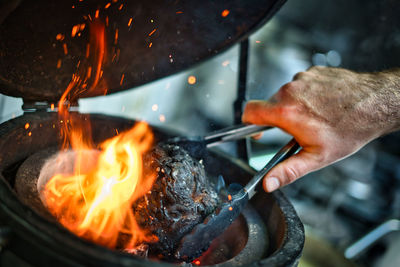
[263,150,323,192]
[242,100,283,127]
[251,132,263,140]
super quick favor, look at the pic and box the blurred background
[1,0,400,266]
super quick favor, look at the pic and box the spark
[63,43,68,55]
[105,3,111,9]
[176,11,183,14]
[86,43,90,58]
[228,206,233,211]
[194,260,201,265]
[188,75,196,84]
[87,66,92,79]
[28,132,32,137]
[51,104,55,110]
[71,25,79,37]
[128,18,133,27]
[120,74,125,85]
[25,123,30,129]
[148,29,156,36]
[56,34,64,41]
[151,104,158,111]
[221,9,230,17]
[95,9,99,18]
[57,59,62,69]
[119,4,123,10]
[149,42,153,48]
[159,114,166,122]
[114,29,119,44]
[228,194,232,201]
[255,40,261,44]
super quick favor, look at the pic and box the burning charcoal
[124,243,149,258]
[134,144,219,260]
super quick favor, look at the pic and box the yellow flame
[44,122,157,249]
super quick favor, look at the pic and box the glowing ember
[221,9,230,17]
[56,33,64,41]
[71,25,80,37]
[148,29,156,36]
[114,29,119,44]
[24,123,30,129]
[42,122,158,249]
[188,75,196,84]
[63,43,68,55]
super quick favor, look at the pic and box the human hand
[242,66,400,192]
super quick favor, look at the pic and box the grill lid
[0,0,285,102]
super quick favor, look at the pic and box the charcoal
[134,144,219,260]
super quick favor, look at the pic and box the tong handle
[244,138,300,198]
[204,124,271,148]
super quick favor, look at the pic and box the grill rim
[0,112,304,267]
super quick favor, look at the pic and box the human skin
[242,66,400,192]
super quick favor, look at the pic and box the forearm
[370,69,400,135]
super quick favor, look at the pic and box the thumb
[263,150,322,192]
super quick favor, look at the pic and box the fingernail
[266,177,280,192]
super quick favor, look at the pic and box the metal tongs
[175,138,300,262]
[167,124,271,159]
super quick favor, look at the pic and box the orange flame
[43,15,158,251]
[43,122,157,249]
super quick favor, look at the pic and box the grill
[0,1,304,266]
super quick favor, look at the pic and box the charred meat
[134,144,219,260]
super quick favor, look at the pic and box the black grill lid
[0,0,285,102]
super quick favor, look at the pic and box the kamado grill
[0,1,304,266]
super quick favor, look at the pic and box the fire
[42,12,159,252]
[43,122,158,249]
